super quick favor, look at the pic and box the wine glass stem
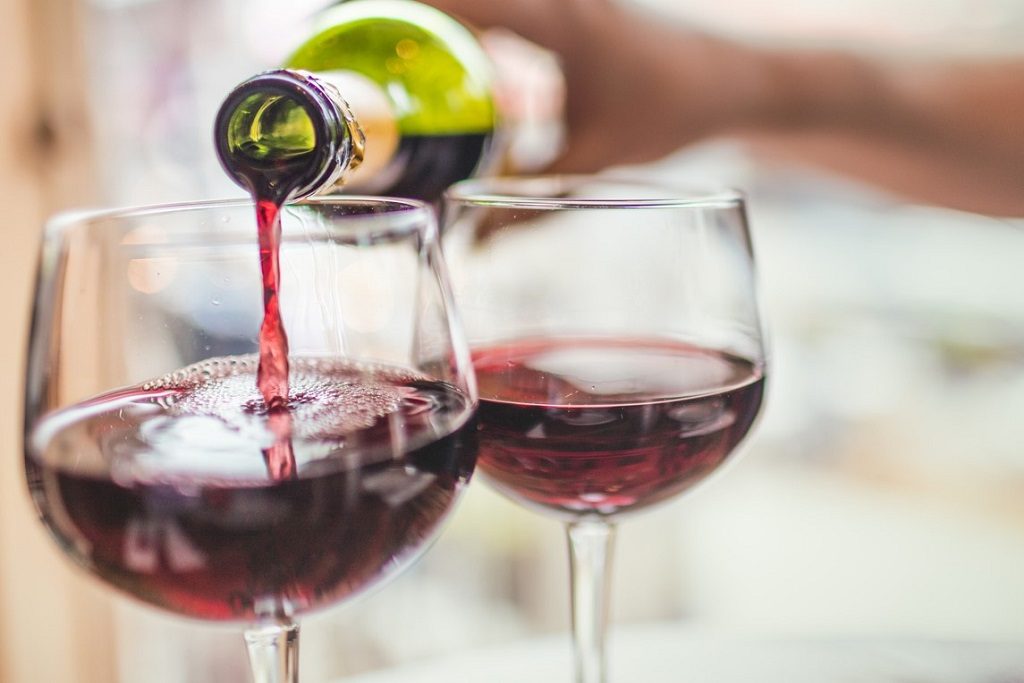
[244,620,299,683]
[567,519,616,683]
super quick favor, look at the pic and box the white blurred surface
[337,623,1024,683]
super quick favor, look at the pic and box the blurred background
[2,0,1023,681]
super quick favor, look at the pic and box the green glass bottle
[214,0,497,203]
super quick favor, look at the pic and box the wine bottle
[214,0,497,203]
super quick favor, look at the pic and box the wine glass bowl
[443,175,766,681]
[24,197,477,678]
[470,338,763,521]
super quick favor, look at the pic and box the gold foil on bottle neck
[318,70,400,192]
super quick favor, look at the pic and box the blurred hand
[423,0,1024,215]
[422,0,749,172]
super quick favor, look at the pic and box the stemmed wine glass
[24,197,478,683]
[442,176,767,683]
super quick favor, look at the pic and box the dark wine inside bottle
[384,132,490,201]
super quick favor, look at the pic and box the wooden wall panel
[0,0,111,681]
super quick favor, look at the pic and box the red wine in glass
[472,337,764,519]
[26,356,476,621]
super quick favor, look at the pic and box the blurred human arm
[425,0,1024,215]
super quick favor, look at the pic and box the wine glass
[442,176,766,683]
[24,197,477,683]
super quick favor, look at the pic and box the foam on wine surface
[37,355,449,482]
[148,355,408,439]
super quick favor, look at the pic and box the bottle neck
[214,69,381,202]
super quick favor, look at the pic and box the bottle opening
[214,69,353,204]
[227,92,318,163]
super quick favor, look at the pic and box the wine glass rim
[43,195,434,237]
[445,175,745,209]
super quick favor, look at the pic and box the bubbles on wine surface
[35,355,470,484]
[145,355,410,439]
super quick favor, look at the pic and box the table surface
[340,624,1024,683]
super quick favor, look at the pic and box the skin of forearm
[570,8,1024,214]
[739,130,1024,215]
[424,0,1024,214]
[734,48,1024,214]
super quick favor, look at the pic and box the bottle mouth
[214,69,353,203]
